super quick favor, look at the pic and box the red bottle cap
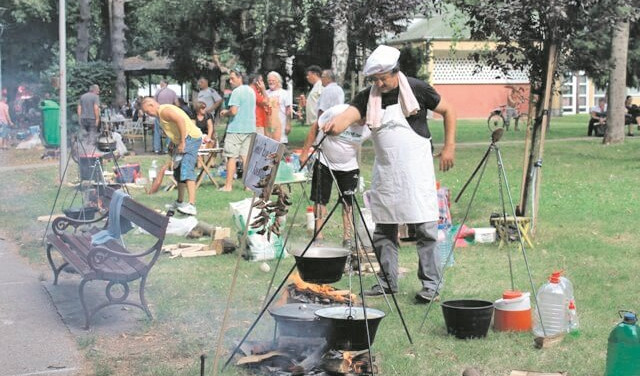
[306,206,314,213]
[502,290,522,299]
[549,274,560,283]
[569,300,576,310]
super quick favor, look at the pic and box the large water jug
[532,274,568,337]
[551,270,574,301]
[604,311,640,376]
[551,270,576,332]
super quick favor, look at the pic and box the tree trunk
[331,9,349,86]
[517,42,559,226]
[110,0,126,107]
[76,0,91,63]
[603,19,629,145]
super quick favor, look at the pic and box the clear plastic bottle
[437,224,454,268]
[568,300,579,336]
[148,160,158,180]
[551,270,575,332]
[532,274,569,337]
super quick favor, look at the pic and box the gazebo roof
[123,50,172,75]
[387,9,471,45]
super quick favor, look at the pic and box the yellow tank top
[157,104,202,144]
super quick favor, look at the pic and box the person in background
[266,71,292,145]
[321,45,457,303]
[0,95,14,150]
[588,97,607,137]
[219,70,256,192]
[301,69,367,250]
[624,95,639,137]
[77,84,101,148]
[153,80,177,154]
[506,86,523,131]
[176,97,195,118]
[194,101,216,148]
[141,97,202,216]
[301,65,323,126]
[197,77,223,120]
[249,74,270,136]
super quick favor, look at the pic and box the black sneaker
[415,288,439,303]
[363,285,397,297]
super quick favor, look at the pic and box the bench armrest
[87,243,162,271]
[52,213,109,236]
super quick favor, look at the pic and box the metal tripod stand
[419,128,547,336]
[221,136,413,374]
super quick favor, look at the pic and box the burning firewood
[285,272,357,305]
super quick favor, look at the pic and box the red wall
[432,84,530,119]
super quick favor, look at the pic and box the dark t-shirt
[195,112,213,134]
[350,76,441,138]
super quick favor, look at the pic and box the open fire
[282,272,356,305]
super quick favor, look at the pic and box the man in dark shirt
[322,45,456,303]
[77,84,101,147]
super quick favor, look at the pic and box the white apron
[369,103,438,224]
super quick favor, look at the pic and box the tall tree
[75,0,91,63]
[331,7,349,85]
[451,0,601,220]
[604,17,630,144]
[109,0,126,106]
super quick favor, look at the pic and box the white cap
[363,45,401,76]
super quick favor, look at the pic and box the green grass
[1,114,638,375]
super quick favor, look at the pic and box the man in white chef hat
[321,44,457,303]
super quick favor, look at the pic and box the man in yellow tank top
[142,97,203,215]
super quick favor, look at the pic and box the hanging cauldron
[315,306,385,350]
[96,133,116,152]
[289,247,350,284]
[268,303,328,338]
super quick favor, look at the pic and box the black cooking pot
[315,306,385,350]
[289,247,350,284]
[97,135,116,152]
[268,303,328,338]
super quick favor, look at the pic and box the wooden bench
[45,187,169,329]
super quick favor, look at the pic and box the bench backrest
[102,186,169,240]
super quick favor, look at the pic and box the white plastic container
[532,274,569,337]
[494,290,532,332]
[474,227,496,243]
[306,206,315,235]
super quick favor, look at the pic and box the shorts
[310,161,359,206]
[173,136,202,182]
[0,123,7,138]
[223,133,252,158]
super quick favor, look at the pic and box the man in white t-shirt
[301,72,369,248]
[266,71,292,144]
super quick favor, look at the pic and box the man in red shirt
[249,74,270,135]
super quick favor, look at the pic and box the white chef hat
[363,45,401,76]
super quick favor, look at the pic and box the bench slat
[61,233,140,281]
[46,234,92,275]
[103,188,169,239]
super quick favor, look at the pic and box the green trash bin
[40,100,60,147]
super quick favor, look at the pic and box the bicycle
[487,104,522,132]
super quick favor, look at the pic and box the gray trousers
[373,222,442,291]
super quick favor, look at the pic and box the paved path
[0,239,81,376]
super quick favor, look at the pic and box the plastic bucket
[494,291,532,332]
[441,299,494,339]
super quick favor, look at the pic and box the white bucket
[474,227,496,243]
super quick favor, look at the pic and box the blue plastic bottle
[604,311,640,376]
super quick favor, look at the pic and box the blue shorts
[0,123,8,138]
[173,136,202,182]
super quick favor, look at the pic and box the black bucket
[441,299,494,339]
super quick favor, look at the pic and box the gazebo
[123,50,173,100]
